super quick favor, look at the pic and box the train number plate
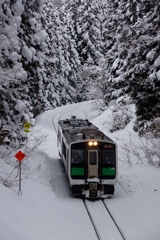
[89,183,97,198]
[89,182,97,190]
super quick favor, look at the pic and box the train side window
[102,149,115,165]
[71,150,84,164]
[58,129,61,141]
[62,139,66,160]
[57,129,61,146]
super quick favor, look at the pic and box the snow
[14,68,27,80]
[22,46,32,62]
[11,0,24,16]
[154,55,160,67]
[29,18,37,30]
[38,30,47,43]
[0,101,160,240]
[149,72,156,81]
[85,200,123,240]
[157,69,160,80]
[146,49,156,61]
[15,99,26,112]
[0,0,5,5]
[14,16,22,29]
[112,58,120,70]
[9,52,21,65]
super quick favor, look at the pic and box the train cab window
[71,150,84,164]
[102,149,115,166]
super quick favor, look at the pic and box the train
[57,116,118,199]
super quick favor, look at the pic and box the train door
[88,150,99,178]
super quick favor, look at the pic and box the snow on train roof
[58,118,97,130]
[58,118,115,144]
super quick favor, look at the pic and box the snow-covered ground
[0,101,160,240]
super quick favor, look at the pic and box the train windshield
[102,149,115,166]
[71,149,84,164]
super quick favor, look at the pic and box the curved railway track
[52,107,81,133]
[84,199,125,240]
[49,106,160,240]
[51,108,124,239]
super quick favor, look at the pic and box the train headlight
[88,141,98,146]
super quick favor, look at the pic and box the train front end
[69,140,117,199]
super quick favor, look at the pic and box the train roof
[58,118,97,130]
[58,118,115,144]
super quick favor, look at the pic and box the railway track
[84,199,125,240]
[47,105,160,240]
[51,101,96,133]
[52,107,81,133]
[52,108,124,239]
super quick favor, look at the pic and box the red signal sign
[15,151,26,161]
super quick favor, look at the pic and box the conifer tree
[18,0,46,114]
[0,0,30,131]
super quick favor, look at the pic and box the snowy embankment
[0,101,160,240]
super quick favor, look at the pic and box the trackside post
[14,150,26,195]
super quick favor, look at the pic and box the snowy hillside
[0,101,160,240]
[0,0,160,144]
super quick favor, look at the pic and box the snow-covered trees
[128,1,160,134]
[43,0,86,105]
[18,0,47,112]
[65,0,109,65]
[0,0,46,145]
[0,0,28,130]
[97,0,160,134]
[43,0,159,135]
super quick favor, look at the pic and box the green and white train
[57,117,118,199]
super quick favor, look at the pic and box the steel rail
[83,199,126,240]
[52,107,80,133]
[83,200,101,240]
[102,200,126,240]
